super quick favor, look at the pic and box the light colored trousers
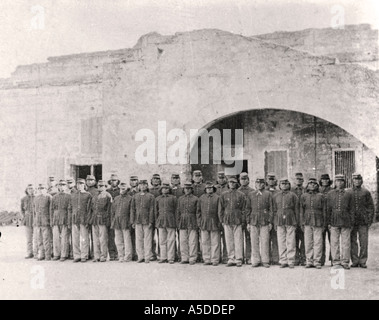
[201,230,220,263]
[224,224,243,264]
[330,227,351,266]
[304,226,323,266]
[72,224,89,260]
[179,229,198,263]
[351,225,369,265]
[25,226,42,257]
[33,226,51,259]
[92,225,108,260]
[115,229,132,261]
[52,225,69,258]
[277,225,296,265]
[250,225,270,265]
[135,224,153,261]
[158,227,176,261]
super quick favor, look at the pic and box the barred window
[264,150,288,179]
[334,150,355,188]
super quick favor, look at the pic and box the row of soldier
[20,170,374,269]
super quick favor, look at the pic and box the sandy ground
[0,224,379,300]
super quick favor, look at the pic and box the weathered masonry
[0,24,378,212]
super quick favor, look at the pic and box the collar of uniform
[207,193,214,197]
[256,190,263,195]
[353,186,361,190]
[281,190,289,194]
[240,186,249,189]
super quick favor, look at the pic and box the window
[264,150,288,179]
[71,164,102,182]
[334,150,355,188]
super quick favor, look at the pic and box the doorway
[71,164,102,182]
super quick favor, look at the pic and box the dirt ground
[1,224,378,300]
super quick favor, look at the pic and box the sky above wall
[0,0,378,78]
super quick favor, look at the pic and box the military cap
[255,177,265,183]
[352,173,362,179]
[139,179,148,185]
[217,171,226,177]
[171,173,180,178]
[108,174,120,185]
[267,172,276,178]
[307,177,318,183]
[38,183,47,189]
[320,174,331,180]
[97,180,107,187]
[130,175,138,180]
[183,181,193,189]
[193,170,202,176]
[26,184,35,188]
[77,178,86,184]
[295,173,304,178]
[152,174,161,178]
[204,181,216,189]
[119,182,128,187]
[86,175,96,180]
[48,176,55,181]
[59,179,67,185]
[239,172,249,179]
[279,177,290,183]
[228,176,238,183]
[335,174,345,181]
[66,177,75,183]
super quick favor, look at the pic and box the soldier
[127,175,139,261]
[197,181,221,266]
[292,173,306,266]
[131,180,155,263]
[111,182,133,262]
[91,180,112,262]
[149,173,161,260]
[300,178,326,269]
[238,172,254,265]
[219,176,246,267]
[48,176,59,196]
[171,173,183,262]
[177,182,198,265]
[155,183,178,264]
[326,174,354,269]
[34,184,53,261]
[349,173,374,268]
[319,173,333,266]
[246,178,273,268]
[215,171,229,196]
[50,180,71,261]
[21,184,38,259]
[273,178,299,268]
[266,172,280,265]
[85,175,98,260]
[66,177,76,260]
[106,174,120,261]
[70,178,92,262]
[192,170,206,198]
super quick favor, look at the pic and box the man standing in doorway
[292,172,306,266]
[106,174,120,261]
[266,172,280,265]
[319,174,333,266]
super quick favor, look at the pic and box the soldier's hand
[247,223,251,230]
[328,224,331,230]
[274,225,277,231]
[149,223,153,229]
[268,223,272,231]
[132,224,135,229]
[301,225,304,232]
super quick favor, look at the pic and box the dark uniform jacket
[246,190,273,226]
[171,185,184,199]
[319,186,332,197]
[197,193,221,231]
[238,185,254,197]
[87,186,100,198]
[111,192,133,230]
[34,194,52,227]
[219,189,247,226]
[21,194,35,227]
[48,186,59,197]
[91,191,112,226]
[131,192,155,225]
[106,186,120,200]
[216,183,229,196]
[127,187,139,197]
[273,191,299,226]
[149,186,161,198]
[292,186,305,198]
[326,189,354,228]
[177,194,198,230]
[193,183,206,198]
[300,191,326,227]
[347,186,374,226]
[50,192,71,226]
[155,194,178,229]
[70,191,92,225]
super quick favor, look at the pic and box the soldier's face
[120,185,128,192]
[161,187,169,194]
[130,179,138,187]
[50,180,57,187]
[27,187,35,195]
[171,177,180,185]
[240,178,249,186]
[308,182,316,191]
[353,178,363,187]
[280,182,290,191]
[98,185,106,192]
[228,181,237,189]
[152,178,160,186]
[205,187,213,194]
[86,179,96,187]
[111,180,118,187]
[77,182,85,191]
[267,178,276,186]
[140,184,148,192]
[321,179,330,186]
[335,180,345,189]
[39,187,47,195]
[255,182,265,190]
[296,178,304,186]
[60,184,67,192]
[193,175,202,183]
[217,176,226,185]
[184,188,192,195]
[67,181,75,189]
